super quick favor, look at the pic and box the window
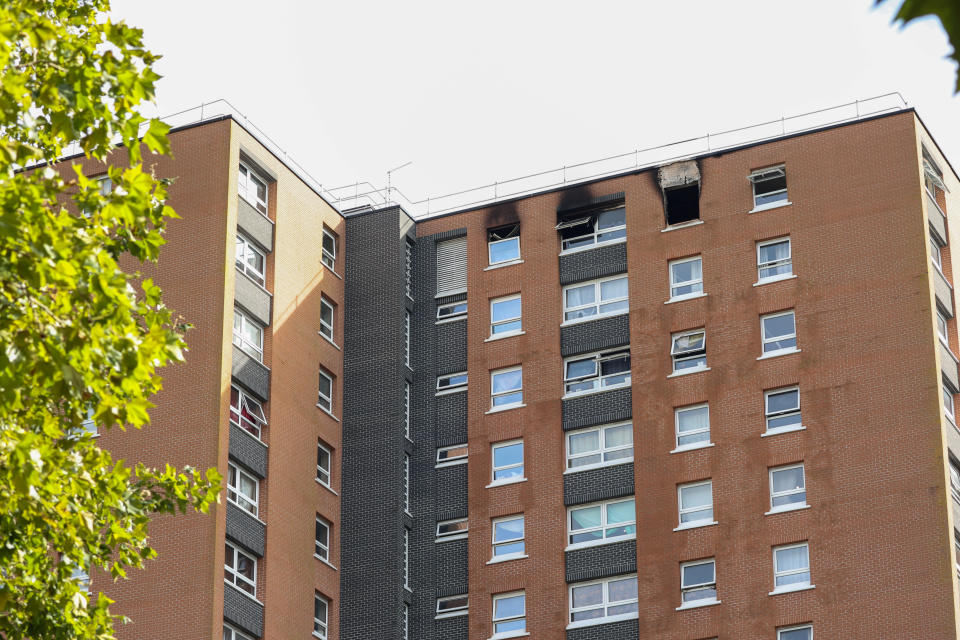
[671,329,706,373]
[405,311,411,368]
[568,498,636,547]
[749,165,788,209]
[404,454,411,514]
[566,422,633,470]
[765,387,801,433]
[559,206,627,252]
[224,623,254,640]
[563,275,629,321]
[564,349,631,395]
[761,310,797,355]
[436,518,468,541]
[932,237,944,271]
[491,440,524,483]
[490,295,522,336]
[680,559,716,605]
[492,515,525,559]
[773,543,811,592]
[491,367,523,409]
[404,382,411,440]
[778,625,812,640]
[669,256,703,300]
[664,185,700,225]
[230,386,267,439]
[757,237,792,282]
[437,372,467,393]
[677,481,713,527]
[405,239,413,299]
[322,228,337,270]
[404,604,409,640]
[770,464,807,512]
[675,404,710,449]
[227,463,258,517]
[436,444,468,466]
[949,459,960,502]
[945,383,956,423]
[317,440,331,487]
[319,296,335,342]
[232,309,263,362]
[224,542,256,595]
[488,224,520,265]
[315,516,331,561]
[238,162,268,215]
[569,575,638,625]
[436,594,469,618]
[938,309,950,344]
[318,369,333,413]
[437,301,467,321]
[437,236,468,296]
[403,528,410,589]
[492,591,525,637]
[313,593,329,639]
[235,235,266,286]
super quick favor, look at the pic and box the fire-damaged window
[557,206,626,253]
[749,165,789,210]
[659,161,701,226]
[488,224,521,265]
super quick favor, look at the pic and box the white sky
[114,0,959,213]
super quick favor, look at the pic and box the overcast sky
[113,0,958,215]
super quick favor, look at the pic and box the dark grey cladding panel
[430,227,467,241]
[436,292,467,306]
[434,615,469,640]
[237,196,274,253]
[567,618,639,640]
[436,320,467,375]
[232,346,270,401]
[562,387,632,431]
[435,463,468,521]
[234,271,272,327]
[560,314,630,357]
[224,583,264,638]
[226,502,266,557]
[564,463,635,506]
[565,542,637,583]
[436,392,467,444]
[229,424,268,478]
[559,243,628,286]
[434,538,469,595]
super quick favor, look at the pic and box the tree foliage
[0,1,220,637]
[880,0,960,91]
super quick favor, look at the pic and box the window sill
[486,477,528,489]
[565,534,636,552]
[670,442,714,454]
[314,554,338,571]
[761,425,805,437]
[566,612,639,630]
[754,274,797,287]
[749,201,793,214]
[676,599,720,611]
[563,458,634,475]
[667,366,711,379]
[484,259,524,271]
[665,292,707,305]
[661,219,704,233]
[486,403,526,415]
[316,404,340,422]
[317,332,341,350]
[765,504,810,516]
[673,520,718,532]
[560,309,629,328]
[436,315,468,325]
[488,632,530,640]
[562,383,632,400]
[436,533,468,543]
[315,478,339,496]
[558,237,627,257]
[436,387,467,397]
[435,459,469,469]
[769,584,815,596]
[486,553,528,565]
[486,330,525,342]
[435,610,469,620]
[757,348,801,360]
[320,263,343,280]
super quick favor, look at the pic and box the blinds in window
[436,237,467,295]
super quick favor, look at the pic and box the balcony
[928,190,948,246]
[934,266,954,317]
[942,342,960,392]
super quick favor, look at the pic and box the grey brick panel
[225,501,266,557]
[567,618,639,640]
[434,615,469,640]
[565,541,637,583]
[558,243,628,286]
[231,346,270,400]
[436,320,467,375]
[564,463,635,506]
[234,271,272,327]
[223,583,264,638]
[434,538,470,595]
[934,266,953,315]
[562,387,632,430]
[557,191,625,214]
[236,196,274,252]
[228,424,268,478]
[435,392,468,445]
[435,463,469,521]
[560,314,630,357]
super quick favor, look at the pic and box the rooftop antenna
[386,161,413,205]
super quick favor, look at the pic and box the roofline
[914,110,959,183]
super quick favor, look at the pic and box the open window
[658,161,701,226]
[748,165,788,209]
[557,206,626,252]
[488,224,521,265]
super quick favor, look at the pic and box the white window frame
[757,237,793,283]
[490,294,523,337]
[559,206,627,254]
[488,225,521,265]
[315,516,331,561]
[567,575,639,628]
[404,603,409,640]
[405,382,411,440]
[437,300,468,323]
[225,623,255,640]
[492,591,526,638]
[932,236,944,272]
[490,366,523,409]
[677,480,714,529]
[317,440,332,488]
[232,309,264,362]
[403,528,410,590]
[563,349,631,397]
[238,161,268,216]
[224,541,257,596]
[761,310,798,356]
[322,228,337,270]
[772,542,812,593]
[491,514,526,561]
[319,296,335,342]
[227,462,259,517]
[950,459,960,502]
[436,444,468,467]
[235,234,266,287]
[491,439,524,485]
[405,239,414,299]
[565,422,633,472]
[668,255,704,301]
[777,624,813,640]
[562,274,629,323]
[945,383,956,423]
[230,385,267,439]
[670,329,707,373]
[437,372,468,395]
[405,310,412,369]
[436,518,469,542]
[567,497,636,549]
[938,308,951,346]
[674,404,710,451]
[769,463,807,513]
[749,165,788,210]
[404,454,411,515]
[436,594,469,619]
[313,593,329,639]
[318,369,334,413]
[764,386,802,434]
[680,558,717,606]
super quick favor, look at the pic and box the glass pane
[776,570,811,587]
[772,491,806,508]
[492,298,521,322]
[566,358,596,380]
[570,453,602,468]
[600,355,630,376]
[565,284,595,309]
[571,608,604,622]
[495,619,526,634]
[492,319,521,334]
[318,375,332,398]
[776,546,808,572]
[678,431,710,447]
[569,431,600,455]
[597,208,625,230]
[604,448,632,462]
[606,500,635,524]
[492,370,522,393]
[494,594,524,619]
[672,332,704,353]
[779,628,812,640]
[494,518,524,542]
[681,484,711,509]
[494,540,525,556]
[493,391,522,407]
[671,259,701,285]
[764,314,795,340]
[489,237,520,263]
[494,466,523,481]
[682,562,714,587]
[570,506,602,531]
[767,389,799,413]
[772,467,804,493]
[604,425,632,448]
[677,406,709,432]
[607,602,638,616]
[572,583,603,608]
[494,443,523,468]
[759,240,789,264]
[598,299,628,315]
[600,277,628,301]
[597,228,626,243]
[608,577,638,602]
[683,586,717,602]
